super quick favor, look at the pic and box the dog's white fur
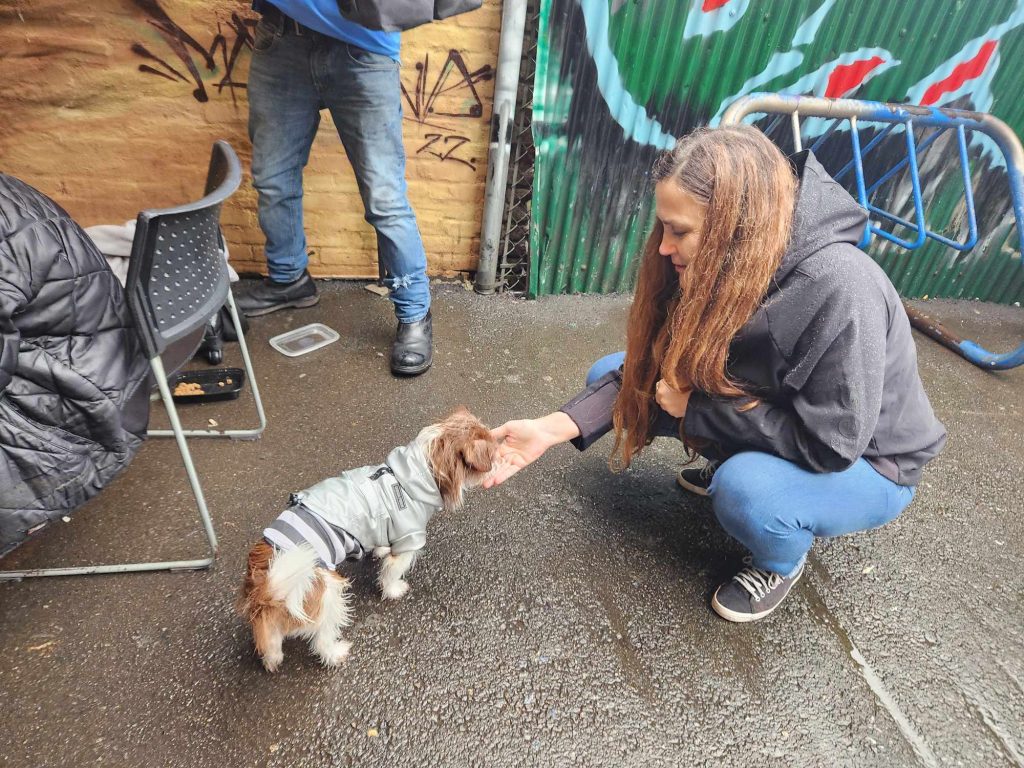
[261,545,353,671]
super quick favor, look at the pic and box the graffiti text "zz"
[416,134,476,169]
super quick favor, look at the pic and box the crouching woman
[485,125,946,622]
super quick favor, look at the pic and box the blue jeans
[586,353,915,577]
[247,18,430,322]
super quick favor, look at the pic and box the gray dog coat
[263,441,443,569]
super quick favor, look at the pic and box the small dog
[238,408,498,672]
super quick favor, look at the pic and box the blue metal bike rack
[722,94,1024,371]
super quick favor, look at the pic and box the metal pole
[150,355,219,554]
[722,93,1024,370]
[146,290,267,440]
[474,0,528,295]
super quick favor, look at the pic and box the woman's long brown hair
[611,125,797,469]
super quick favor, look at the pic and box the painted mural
[530,0,1024,302]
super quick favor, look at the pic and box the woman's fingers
[497,441,523,458]
[484,419,545,488]
[653,378,691,418]
[483,433,535,489]
[483,458,522,488]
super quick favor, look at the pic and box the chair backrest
[126,140,241,359]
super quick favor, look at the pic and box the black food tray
[168,367,245,403]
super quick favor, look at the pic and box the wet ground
[1,282,1022,768]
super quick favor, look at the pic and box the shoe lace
[732,557,783,602]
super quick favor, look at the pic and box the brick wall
[0,0,501,278]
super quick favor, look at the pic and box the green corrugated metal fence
[529,0,1024,303]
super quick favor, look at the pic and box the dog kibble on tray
[173,381,204,396]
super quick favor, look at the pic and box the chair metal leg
[0,356,218,580]
[147,289,268,440]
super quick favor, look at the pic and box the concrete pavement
[1,282,1021,767]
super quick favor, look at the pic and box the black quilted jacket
[0,174,151,556]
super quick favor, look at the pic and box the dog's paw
[320,640,352,667]
[381,579,410,601]
[261,651,284,673]
[372,546,392,560]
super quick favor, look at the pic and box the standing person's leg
[319,40,432,375]
[239,17,323,316]
[707,452,915,622]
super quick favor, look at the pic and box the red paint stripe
[920,40,997,106]
[824,56,885,98]
[702,0,731,11]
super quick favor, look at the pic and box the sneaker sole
[242,294,319,317]
[676,471,710,497]
[710,567,803,623]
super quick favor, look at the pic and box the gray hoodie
[263,441,444,569]
[560,151,946,487]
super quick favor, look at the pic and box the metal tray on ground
[168,367,245,403]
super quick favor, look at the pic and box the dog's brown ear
[451,404,470,417]
[461,438,493,473]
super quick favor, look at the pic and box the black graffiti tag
[130,5,490,169]
[131,0,257,104]
[415,133,476,169]
[402,49,494,170]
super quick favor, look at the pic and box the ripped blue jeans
[248,18,430,321]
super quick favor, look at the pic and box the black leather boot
[390,310,433,376]
[236,270,319,317]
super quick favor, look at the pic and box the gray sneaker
[711,558,804,622]
[676,461,717,496]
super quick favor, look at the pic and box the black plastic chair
[0,140,266,579]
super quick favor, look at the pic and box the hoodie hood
[773,150,869,287]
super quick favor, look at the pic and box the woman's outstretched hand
[483,412,581,489]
